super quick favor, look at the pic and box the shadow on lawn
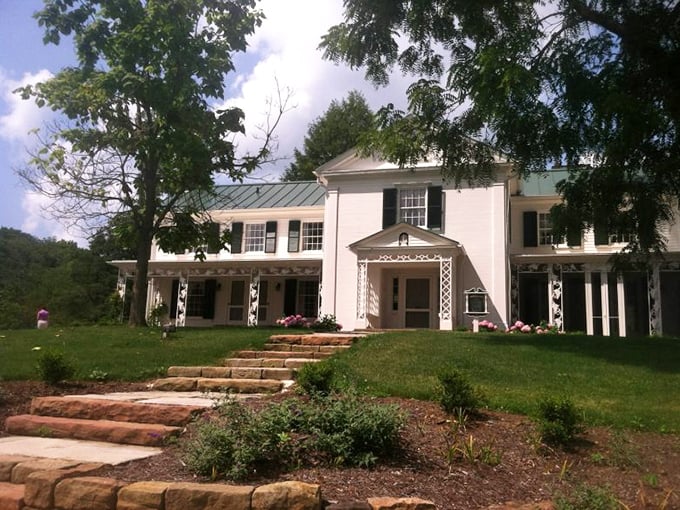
[480,332,680,374]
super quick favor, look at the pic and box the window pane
[245,224,265,252]
[186,281,204,317]
[399,188,426,227]
[297,280,319,318]
[302,222,323,250]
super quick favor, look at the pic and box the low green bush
[36,350,76,385]
[555,483,619,510]
[182,394,405,480]
[537,396,584,447]
[437,369,482,414]
[296,360,335,396]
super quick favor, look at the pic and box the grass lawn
[0,325,278,381]
[329,331,680,433]
[1,326,678,433]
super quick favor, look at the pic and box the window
[244,223,265,252]
[609,231,637,244]
[302,222,323,250]
[464,288,488,315]
[298,280,319,318]
[399,188,427,227]
[383,187,442,229]
[186,281,205,317]
[538,213,564,246]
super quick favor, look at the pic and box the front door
[405,278,431,328]
[228,280,246,323]
[588,271,624,336]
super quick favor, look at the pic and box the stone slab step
[30,397,204,427]
[263,343,350,355]
[5,415,180,447]
[0,481,24,510]
[233,350,321,359]
[269,334,357,346]
[151,377,283,393]
[166,366,294,380]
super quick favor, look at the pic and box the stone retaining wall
[0,456,437,510]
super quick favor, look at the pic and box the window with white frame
[608,231,637,244]
[464,288,488,315]
[399,188,427,227]
[302,222,323,250]
[244,223,265,252]
[186,281,205,317]
[538,213,563,246]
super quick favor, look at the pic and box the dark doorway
[518,273,549,326]
[624,272,649,337]
[563,273,586,333]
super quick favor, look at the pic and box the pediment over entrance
[349,222,462,252]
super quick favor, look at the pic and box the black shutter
[170,279,179,319]
[265,221,277,253]
[594,221,609,245]
[288,220,300,252]
[566,226,582,247]
[230,222,243,253]
[427,186,442,229]
[283,279,298,316]
[523,211,538,247]
[203,279,216,319]
[207,222,221,254]
[382,188,398,229]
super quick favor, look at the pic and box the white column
[355,259,368,329]
[439,256,453,330]
[176,274,188,327]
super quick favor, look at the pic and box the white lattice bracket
[248,269,260,327]
[550,264,563,331]
[356,260,368,327]
[439,257,453,330]
[648,265,661,336]
[176,275,188,328]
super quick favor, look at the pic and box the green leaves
[323,0,680,255]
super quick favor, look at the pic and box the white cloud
[220,0,412,182]
[21,190,86,246]
[0,69,54,146]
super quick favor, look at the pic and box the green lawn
[1,326,678,433]
[0,326,277,381]
[329,331,680,433]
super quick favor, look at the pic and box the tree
[17,0,281,326]
[281,90,373,181]
[321,1,680,256]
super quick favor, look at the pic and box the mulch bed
[1,381,678,509]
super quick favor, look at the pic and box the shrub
[311,314,342,331]
[296,361,335,396]
[437,369,482,414]
[555,484,619,510]
[537,397,584,447]
[36,350,76,385]
[182,394,404,480]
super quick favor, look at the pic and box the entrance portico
[350,223,461,330]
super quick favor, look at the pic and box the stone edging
[0,456,438,510]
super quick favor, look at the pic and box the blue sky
[0,0,409,246]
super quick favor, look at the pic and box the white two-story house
[111,152,680,337]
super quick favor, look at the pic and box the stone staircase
[149,333,356,394]
[4,333,360,449]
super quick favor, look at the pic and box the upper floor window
[383,186,442,230]
[538,213,564,246]
[399,188,427,227]
[302,222,323,250]
[245,223,265,252]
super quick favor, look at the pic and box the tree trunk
[128,226,154,327]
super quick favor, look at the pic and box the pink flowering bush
[507,320,561,334]
[276,314,310,328]
[478,319,498,332]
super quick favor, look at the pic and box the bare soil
[1,381,678,509]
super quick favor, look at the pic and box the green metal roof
[520,169,570,196]
[203,181,325,210]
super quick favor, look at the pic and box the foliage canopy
[17,0,274,325]
[321,1,680,255]
[281,90,374,181]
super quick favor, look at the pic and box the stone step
[30,397,203,427]
[0,481,24,510]
[167,366,295,381]
[269,334,357,346]
[234,349,324,359]
[151,377,283,393]
[220,357,324,368]
[263,343,350,355]
[5,415,180,447]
